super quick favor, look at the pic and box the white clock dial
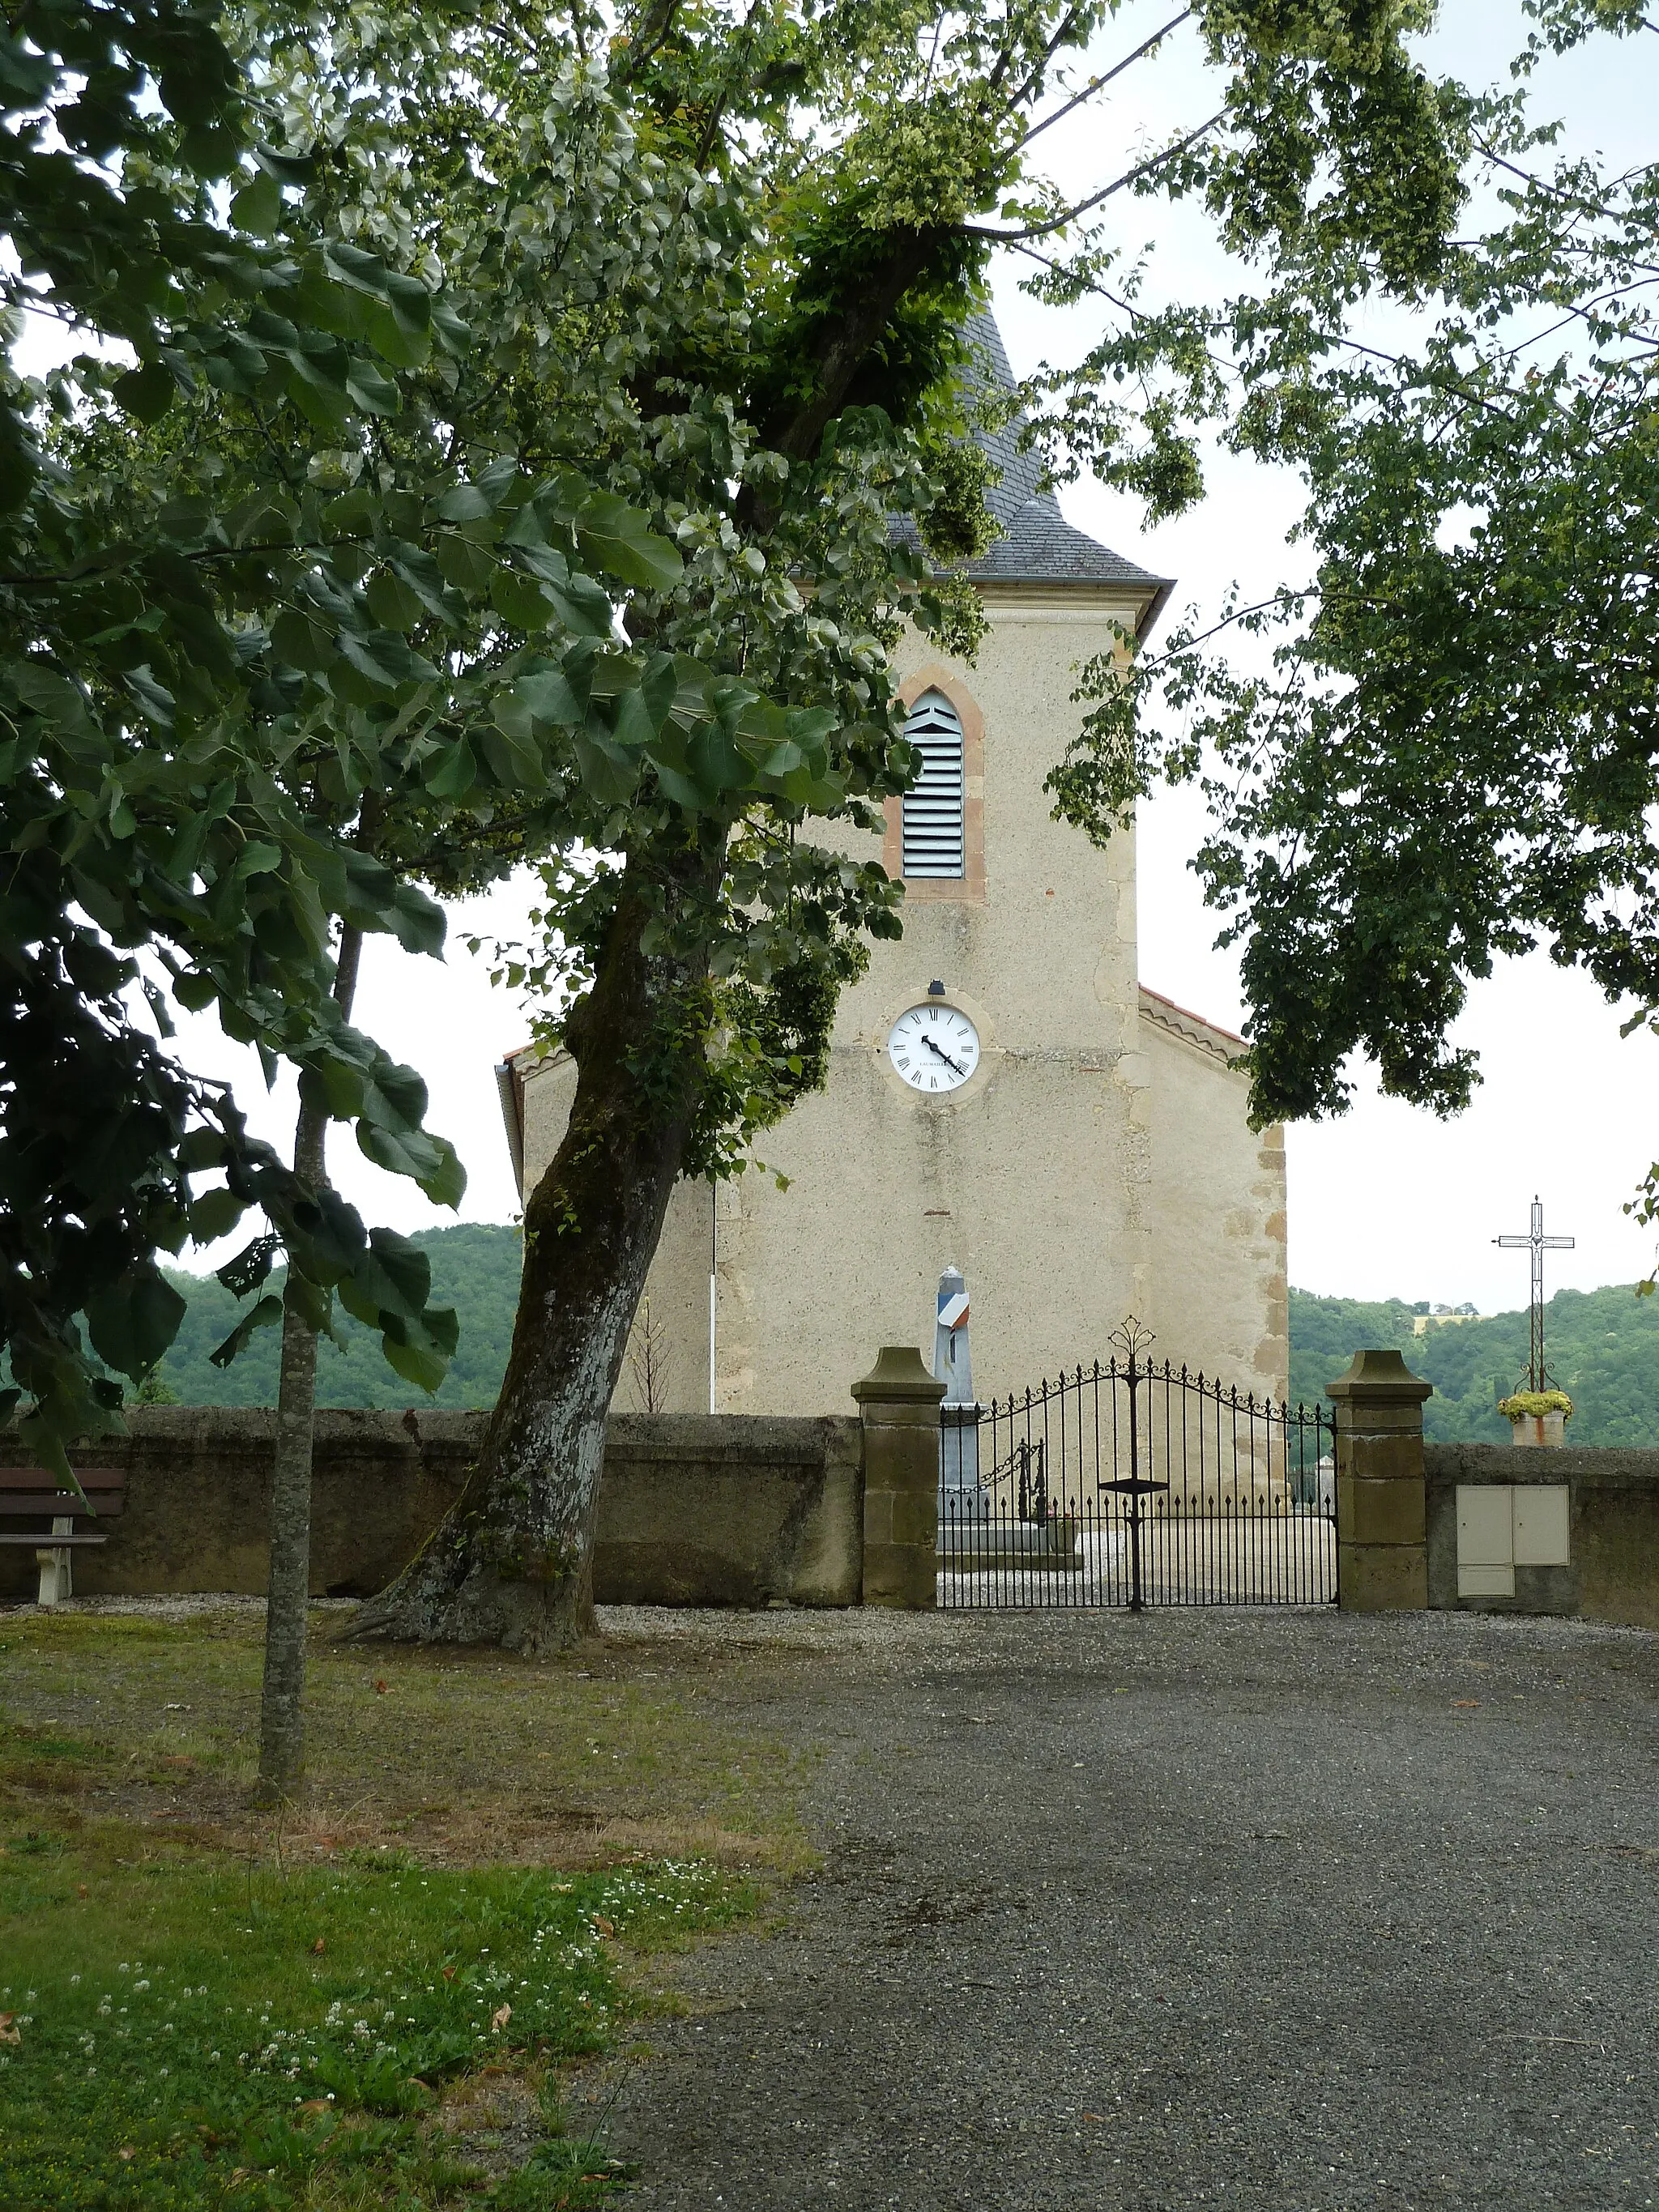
[887,1002,981,1093]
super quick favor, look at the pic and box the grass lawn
[0,1604,812,2210]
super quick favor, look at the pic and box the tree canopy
[0,1,726,1472]
[6,0,1482,1641]
[1045,0,1659,1155]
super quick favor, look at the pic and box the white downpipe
[708,1178,717,1415]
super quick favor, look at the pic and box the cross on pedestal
[1494,1196,1575,1392]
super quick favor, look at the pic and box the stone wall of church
[1138,1000,1289,1402]
[706,589,1152,1415]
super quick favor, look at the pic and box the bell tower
[505,316,1288,1416]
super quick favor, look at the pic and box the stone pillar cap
[1325,1348,1433,1404]
[853,1346,948,1404]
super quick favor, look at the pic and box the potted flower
[1497,1388,1572,1447]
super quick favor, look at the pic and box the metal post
[1495,1195,1574,1392]
[1128,1349,1144,1614]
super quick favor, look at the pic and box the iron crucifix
[1494,1196,1575,1392]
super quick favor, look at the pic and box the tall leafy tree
[234,0,1467,1655]
[1048,2,1659,1172]
[0,0,689,1507]
[2,3,486,1469]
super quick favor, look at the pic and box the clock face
[887,1002,981,1093]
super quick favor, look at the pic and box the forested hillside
[139,1224,1657,1447]
[1290,1285,1659,1447]
[149,1223,522,1411]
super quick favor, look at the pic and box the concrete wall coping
[0,1407,489,1459]
[1425,1443,1659,1491]
[606,1413,860,1464]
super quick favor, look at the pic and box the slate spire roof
[955,311,1173,635]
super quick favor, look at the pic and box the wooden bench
[0,1467,126,1606]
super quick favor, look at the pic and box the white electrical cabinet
[1456,1485,1571,1599]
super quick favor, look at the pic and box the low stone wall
[0,1407,864,1610]
[1424,1443,1659,1630]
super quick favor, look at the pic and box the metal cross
[1494,1196,1575,1392]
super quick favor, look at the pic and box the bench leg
[36,1516,75,1606]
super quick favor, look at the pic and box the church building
[497,320,1288,1418]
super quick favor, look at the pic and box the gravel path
[588,1605,1659,2211]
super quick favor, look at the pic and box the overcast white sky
[113,2,1659,1315]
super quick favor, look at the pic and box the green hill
[149,1221,522,1411]
[135,1223,1659,1447]
[1290,1283,1659,1447]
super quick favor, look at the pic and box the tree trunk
[254,925,363,1804]
[346,843,718,1656]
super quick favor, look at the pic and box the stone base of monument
[936,1507,1082,1573]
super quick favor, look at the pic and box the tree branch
[1013,10,1193,155]
[968,111,1226,243]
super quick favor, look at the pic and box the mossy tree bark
[347,842,719,1656]
[255,926,363,1803]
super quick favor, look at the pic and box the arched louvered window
[901,689,966,878]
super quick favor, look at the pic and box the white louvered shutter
[901,690,966,878]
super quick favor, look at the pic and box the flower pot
[1509,1411,1567,1448]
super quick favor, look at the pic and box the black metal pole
[1128,1350,1144,1613]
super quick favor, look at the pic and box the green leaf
[435,533,495,591]
[378,1332,448,1393]
[385,879,446,957]
[271,607,337,674]
[353,1226,432,1323]
[365,569,425,632]
[510,667,585,727]
[344,358,401,416]
[174,970,218,1012]
[490,569,556,631]
[253,146,318,187]
[87,1269,188,1381]
[574,494,684,591]
[544,573,617,638]
[216,1234,281,1299]
[112,360,177,423]
[230,169,283,236]
[187,1187,248,1243]
[208,1293,284,1369]
[437,483,496,523]
[424,737,476,799]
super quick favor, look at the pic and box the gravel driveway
[590,1605,1659,2211]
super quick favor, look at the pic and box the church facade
[497,326,1288,1419]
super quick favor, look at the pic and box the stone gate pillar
[1327,1349,1432,1610]
[853,1347,945,1608]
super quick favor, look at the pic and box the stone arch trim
[884,664,987,903]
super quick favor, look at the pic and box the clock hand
[921,1034,967,1078]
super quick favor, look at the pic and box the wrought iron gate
[936,1333,1337,1610]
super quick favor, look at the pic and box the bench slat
[0,1496,126,1518]
[0,1532,109,1547]
[0,1467,124,1490]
